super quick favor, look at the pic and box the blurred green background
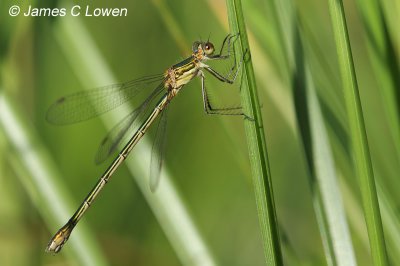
[0,0,399,265]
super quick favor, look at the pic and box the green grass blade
[52,14,216,266]
[326,113,400,262]
[0,91,108,266]
[354,0,400,169]
[212,0,400,262]
[246,0,357,262]
[292,24,357,264]
[304,67,357,265]
[225,0,283,264]
[327,0,389,264]
[289,7,357,265]
[298,8,400,261]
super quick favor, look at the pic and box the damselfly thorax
[164,42,213,97]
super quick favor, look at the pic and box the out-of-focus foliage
[0,0,398,265]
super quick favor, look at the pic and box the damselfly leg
[200,34,245,116]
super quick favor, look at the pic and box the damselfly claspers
[45,34,245,253]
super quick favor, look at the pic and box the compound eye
[204,42,215,55]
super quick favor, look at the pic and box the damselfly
[45,34,245,253]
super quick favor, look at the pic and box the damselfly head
[192,41,215,57]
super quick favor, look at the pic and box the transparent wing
[149,106,168,192]
[95,83,165,164]
[46,74,165,125]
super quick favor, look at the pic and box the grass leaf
[0,91,109,266]
[226,0,283,264]
[327,0,389,264]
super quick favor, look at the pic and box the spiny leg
[209,34,239,60]
[202,46,244,85]
[199,45,245,114]
[209,34,240,79]
[200,72,243,116]
[201,51,254,120]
